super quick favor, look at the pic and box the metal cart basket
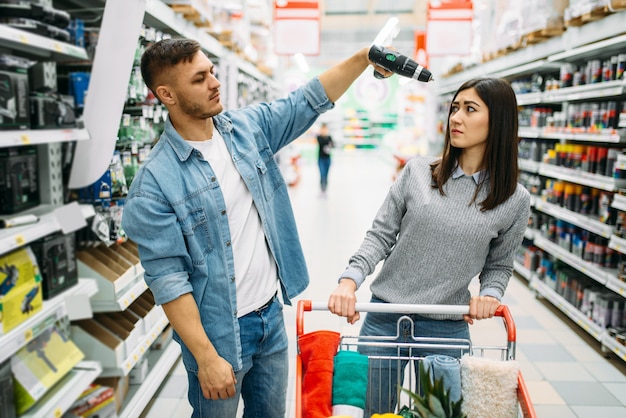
[295,300,536,418]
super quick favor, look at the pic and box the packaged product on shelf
[0,246,43,334]
[11,322,84,415]
[30,232,78,300]
[0,54,32,131]
[0,359,17,418]
[93,376,129,414]
[64,383,117,418]
[0,146,39,214]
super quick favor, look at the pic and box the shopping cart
[295,300,536,418]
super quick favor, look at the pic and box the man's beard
[179,95,222,119]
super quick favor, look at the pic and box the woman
[327,78,530,414]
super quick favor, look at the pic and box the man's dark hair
[140,38,201,98]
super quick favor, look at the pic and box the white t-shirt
[186,130,278,317]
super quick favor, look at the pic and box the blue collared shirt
[451,164,489,184]
[121,77,334,371]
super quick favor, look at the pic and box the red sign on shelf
[427,0,474,56]
[273,1,320,56]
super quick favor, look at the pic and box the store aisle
[141,148,626,418]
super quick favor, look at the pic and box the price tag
[54,407,62,418]
[24,328,33,342]
[133,354,139,362]
[20,134,31,144]
[15,234,26,247]
[19,34,29,44]
[53,43,63,52]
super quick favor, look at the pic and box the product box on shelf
[127,291,163,335]
[0,359,16,418]
[0,246,42,334]
[30,232,78,300]
[64,383,118,418]
[93,312,141,358]
[106,311,144,348]
[71,318,126,369]
[11,323,85,415]
[0,145,40,215]
[0,54,31,131]
[128,356,148,385]
[93,376,129,414]
[76,247,136,292]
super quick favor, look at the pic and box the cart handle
[296,300,516,343]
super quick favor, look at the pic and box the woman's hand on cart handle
[465,295,500,324]
[328,278,361,324]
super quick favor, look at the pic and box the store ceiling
[53,0,427,69]
[312,0,427,68]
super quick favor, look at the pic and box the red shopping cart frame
[295,300,536,418]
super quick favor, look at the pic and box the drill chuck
[368,45,433,82]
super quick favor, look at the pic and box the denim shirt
[121,77,334,371]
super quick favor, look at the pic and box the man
[121,37,392,417]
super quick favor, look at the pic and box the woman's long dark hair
[430,78,519,211]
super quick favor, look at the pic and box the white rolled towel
[460,354,519,418]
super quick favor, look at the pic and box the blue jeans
[186,295,288,417]
[318,157,331,191]
[358,296,470,416]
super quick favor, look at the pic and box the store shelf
[611,193,626,213]
[118,341,181,418]
[541,80,626,103]
[605,275,626,298]
[19,361,102,418]
[90,270,148,313]
[0,24,88,60]
[547,32,626,64]
[602,335,626,362]
[513,260,533,281]
[537,163,626,191]
[0,278,97,365]
[0,129,90,148]
[99,307,169,377]
[530,276,604,341]
[608,234,626,255]
[532,233,615,286]
[0,203,94,255]
[518,126,625,143]
[533,200,614,238]
[437,11,626,94]
[518,158,540,173]
[516,92,543,106]
[144,0,224,58]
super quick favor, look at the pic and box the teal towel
[422,354,462,402]
[332,350,369,409]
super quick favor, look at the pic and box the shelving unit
[437,10,626,363]
[0,13,103,416]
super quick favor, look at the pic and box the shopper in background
[316,122,335,195]
[121,38,393,417]
[327,77,531,415]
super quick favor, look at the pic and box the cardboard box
[0,247,43,334]
[30,232,78,300]
[11,324,84,415]
[93,313,141,357]
[64,384,117,418]
[71,319,126,369]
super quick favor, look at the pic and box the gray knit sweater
[342,156,531,319]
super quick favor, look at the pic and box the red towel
[299,330,341,418]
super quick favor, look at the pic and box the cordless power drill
[368,45,434,83]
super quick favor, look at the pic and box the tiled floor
[140,146,626,418]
